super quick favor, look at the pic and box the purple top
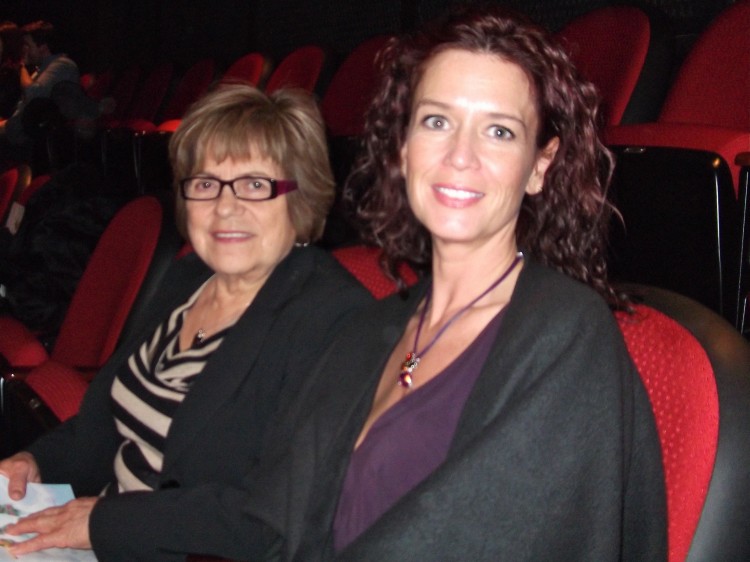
[333,308,506,552]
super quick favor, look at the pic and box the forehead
[414,49,538,122]
[199,150,284,177]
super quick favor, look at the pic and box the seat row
[104,3,750,335]
[8,2,750,336]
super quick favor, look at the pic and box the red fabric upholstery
[556,6,651,126]
[24,360,90,422]
[79,72,95,92]
[128,59,216,134]
[156,119,181,133]
[49,196,164,370]
[0,165,30,232]
[321,35,391,137]
[82,69,115,101]
[616,305,719,562]
[0,316,49,367]
[103,64,141,123]
[160,58,216,123]
[605,124,750,193]
[0,167,20,223]
[222,52,268,87]
[604,1,750,193]
[331,245,419,299]
[18,173,51,206]
[265,45,325,94]
[659,1,750,130]
[123,62,174,124]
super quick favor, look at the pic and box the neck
[190,275,258,344]
[426,241,522,325]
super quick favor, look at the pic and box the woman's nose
[443,129,480,170]
[214,183,242,215]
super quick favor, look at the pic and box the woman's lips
[212,231,252,241]
[433,184,484,207]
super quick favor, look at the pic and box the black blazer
[247,261,667,561]
[28,245,372,561]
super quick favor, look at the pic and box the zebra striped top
[109,281,228,493]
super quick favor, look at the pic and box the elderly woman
[245,7,666,561]
[0,84,370,560]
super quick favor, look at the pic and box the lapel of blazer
[162,247,314,473]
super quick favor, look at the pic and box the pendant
[193,328,206,346]
[399,352,420,388]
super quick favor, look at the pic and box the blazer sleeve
[27,353,123,496]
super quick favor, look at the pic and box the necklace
[194,328,208,345]
[193,306,246,346]
[191,285,253,347]
[398,252,523,389]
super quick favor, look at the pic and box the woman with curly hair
[247,6,667,561]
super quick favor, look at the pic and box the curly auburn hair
[347,5,620,303]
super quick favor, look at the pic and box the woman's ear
[526,136,560,195]
[400,141,408,178]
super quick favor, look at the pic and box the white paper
[4,203,24,235]
[0,475,97,561]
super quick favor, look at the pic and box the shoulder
[287,246,374,302]
[41,54,79,80]
[509,260,614,331]
[49,54,77,70]
[258,247,374,341]
[493,260,629,378]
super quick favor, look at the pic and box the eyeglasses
[179,175,298,201]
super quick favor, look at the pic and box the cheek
[185,207,211,238]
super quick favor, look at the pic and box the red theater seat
[221,52,270,87]
[556,5,671,126]
[0,195,183,454]
[264,45,326,94]
[604,1,750,327]
[321,35,391,138]
[0,195,167,370]
[618,284,750,561]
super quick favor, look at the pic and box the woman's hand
[5,497,97,556]
[0,451,41,500]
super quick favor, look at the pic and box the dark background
[0,0,733,91]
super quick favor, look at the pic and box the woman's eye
[488,125,515,140]
[422,115,447,130]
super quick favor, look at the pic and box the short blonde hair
[169,84,334,242]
